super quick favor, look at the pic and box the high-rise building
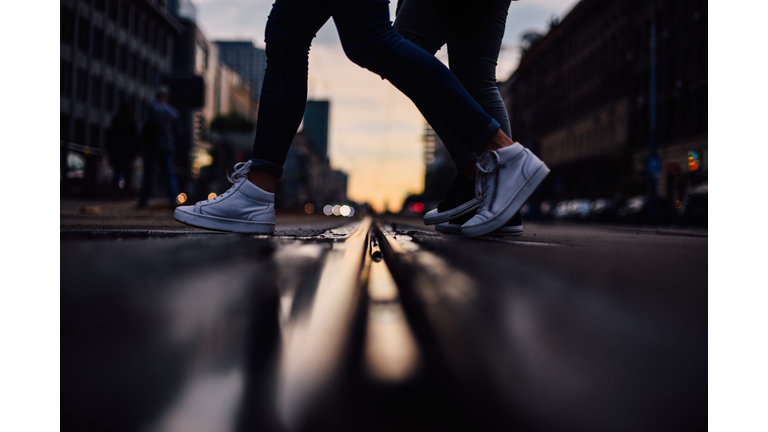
[302,100,330,159]
[214,41,267,100]
[60,0,183,193]
[503,0,707,202]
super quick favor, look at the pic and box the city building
[274,100,347,210]
[214,64,258,123]
[420,123,454,208]
[168,7,262,202]
[276,132,349,211]
[502,0,707,203]
[214,41,267,100]
[167,3,210,184]
[60,0,183,193]
[303,100,330,160]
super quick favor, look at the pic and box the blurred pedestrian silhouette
[137,86,182,209]
[106,101,138,200]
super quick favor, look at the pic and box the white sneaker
[461,144,549,238]
[436,221,523,236]
[422,175,481,225]
[174,161,275,234]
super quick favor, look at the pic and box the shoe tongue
[240,179,275,201]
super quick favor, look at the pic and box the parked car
[679,183,707,227]
[590,198,619,222]
[567,199,592,219]
[618,195,675,224]
[553,200,570,219]
[539,200,553,219]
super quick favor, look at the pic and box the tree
[209,113,255,133]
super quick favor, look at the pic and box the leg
[122,160,133,197]
[138,153,157,207]
[393,0,454,56]
[111,162,122,196]
[179,0,545,237]
[394,0,479,169]
[330,0,501,160]
[395,0,513,176]
[159,150,179,205]
[249,0,331,181]
[447,0,512,139]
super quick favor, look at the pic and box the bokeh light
[176,193,187,204]
[305,203,315,214]
[332,205,341,216]
[340,205,351,216]
[208,193,217,200]
[323,205,333,216]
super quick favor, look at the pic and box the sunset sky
[193,0,580,212]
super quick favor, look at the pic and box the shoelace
[227,160,253,184]
[475,151,502,211]
[203,161,253,204]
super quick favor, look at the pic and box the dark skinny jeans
[249,0,501,178]
[394,0,513,169]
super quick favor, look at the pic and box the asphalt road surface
[61,201,707,432]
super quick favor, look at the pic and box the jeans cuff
[249,159,284,178]
[466,118,501,151]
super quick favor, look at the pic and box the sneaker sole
[462,162,549,238]
[423,197,482,225]
[174,207,275,234]
[436,222,523,236]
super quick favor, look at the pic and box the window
[143,61,152,85]
[92,27,104,60]
[95,0,106,13]
[195,42,208,73]
[74,119,86,145]
[147,64,156,86]
[77,17,91,52]
[60,61,73,96]
[137,57,145,83]
[107,0,118,21]
[76,69,88,102]
[118,44,127,73]
[89,124,101,148]
[90,76,102,108]
[120,2,129,28]
[159,32,167,56]
[61,5,75,45]
[105,36,117,66]
[105,83,115,111]
[61,114,71,141]
[140,16,148,44]
[149,24,156,52]
[131,10,139,37]
[129,52,137,79]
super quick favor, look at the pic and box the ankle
[246,169,278,193]
[477,129,514,155]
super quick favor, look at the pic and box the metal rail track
[61,217,706,432]
[270,217,706,432]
